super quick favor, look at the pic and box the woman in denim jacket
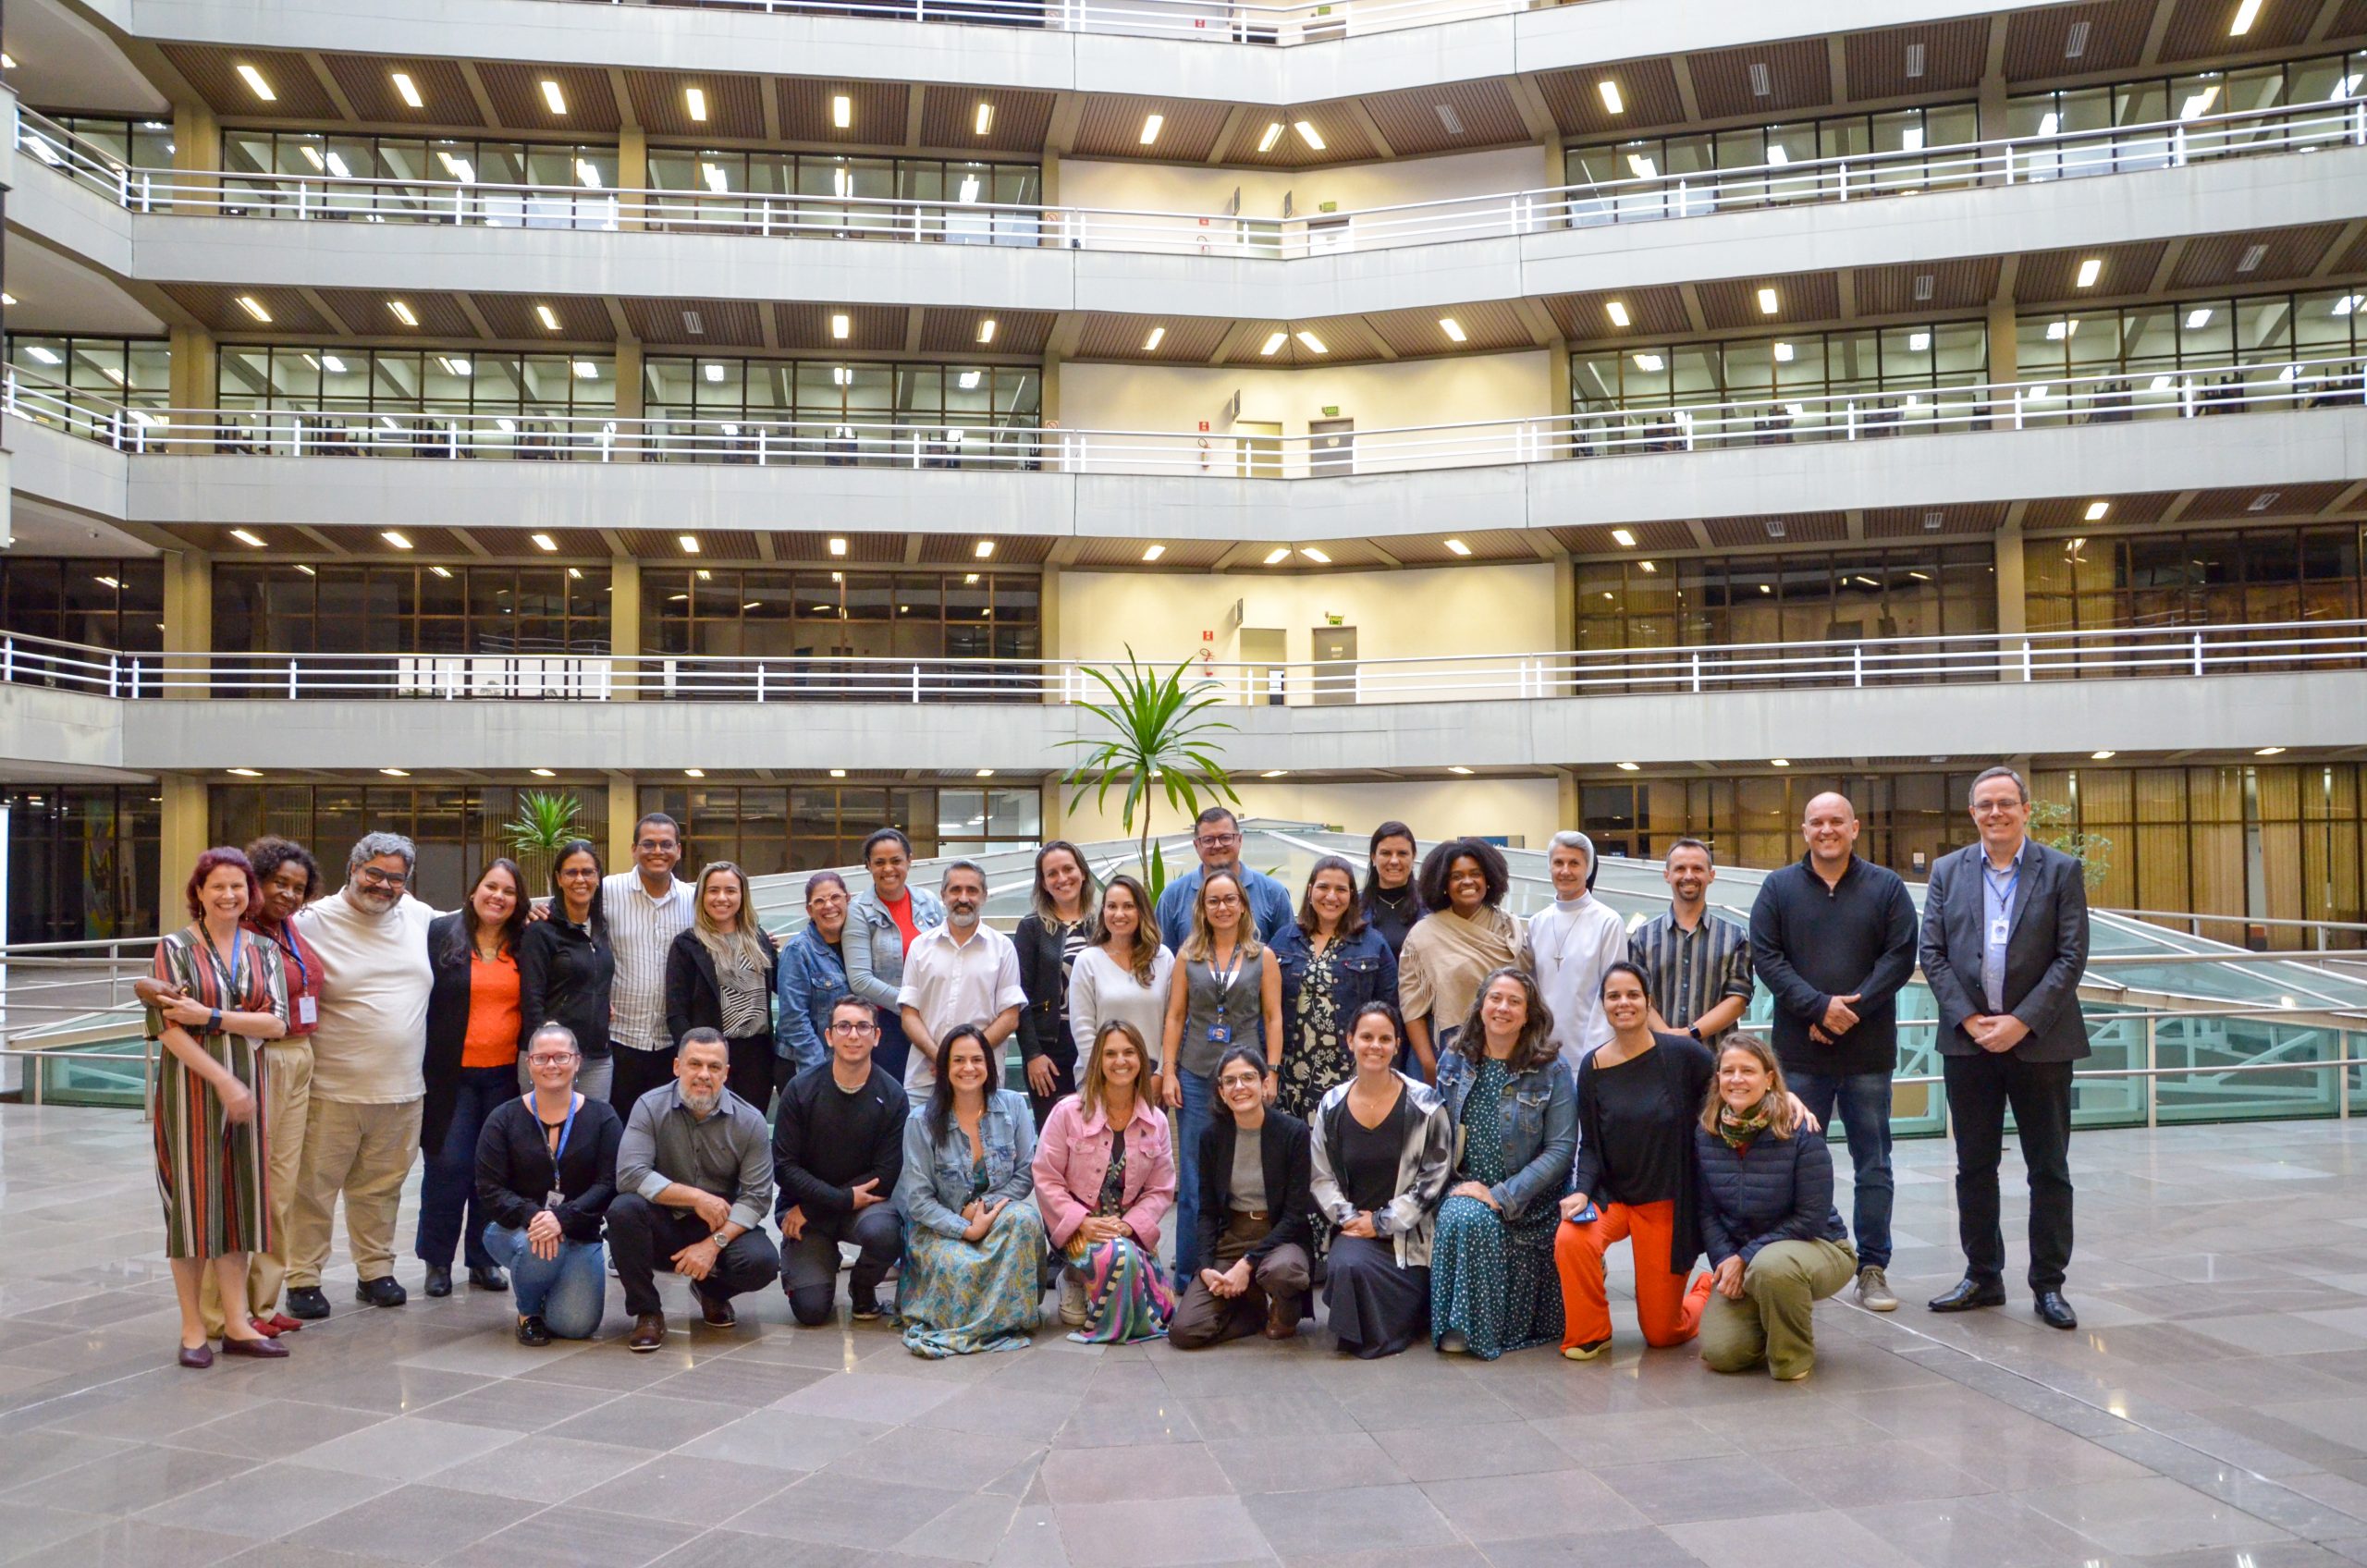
[1428,966,1578,1360]
[844,830,947,1084]
[893,1024,1045,1358]
[1270,856,1399,1120]
[775,872,854,1082]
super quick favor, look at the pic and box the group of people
[146,768,2091,1384]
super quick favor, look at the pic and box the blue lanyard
[1983,861,2020,927]
[202,925,244,999]
[535,1094,580,1170]
[276,925,310,994]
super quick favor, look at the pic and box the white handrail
[19,96,2365,261]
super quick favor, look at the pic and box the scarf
[1716,1096,1773,1153]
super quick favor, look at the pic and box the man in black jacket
[773,996,908,1326]
[1171,1047,1315,1348]
[1919,766,2091,1330]
[1748,792,1919,1315]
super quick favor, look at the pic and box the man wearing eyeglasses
[1920,766,2091,1332]
[772,996,909,1325]
[284,832,440,1318]
[1154,807,1295,954]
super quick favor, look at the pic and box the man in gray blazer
[1919,766,2091,1330]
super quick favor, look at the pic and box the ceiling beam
[1676,283,1709,336]
[1668,55,1702,123]
[1845,508,1865,542]
[1206,105,1251,165]
[602,299,635,341]
[1046,312,1088,360]
[607,67,637,132]
[453,293,495,341]
[455,61,501,130]
[1044,93,1085,156]
[2144,238,2189,296]
[904,308,925,355]
[293,286,343,337]
[2323,480,2365,514]
[1355,316,1399,362]
[302,52,359,122]
[598,529,630,557]
[1342,100,1395,161]
[2159,490,2199,527]
[454,529,494,560]
[905,88,927,151]
[1827,35,1848,108]
[1206,321,1269,366]
[2307,0,2346,40]
[293,526,350,556]
[1505,76,1561,144]
[2310,219,2364,278]
[1686,520,1713,550]
[1510,299,1562,349]
[2137,0,2177,67]
[904,535,925,565]
[755,532,777,562]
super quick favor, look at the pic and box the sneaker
[1562,1338,1611,1361]
[283,1286,331,1321]
[354,1276,408,1308]
[1855,1266,1899,1313]
[1058,1271,1086,1327]
[850,1294,884,1322]
[1438,1329,1468,1354]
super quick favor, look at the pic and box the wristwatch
[709,1231,732,1250]
[1686,1025,1703,1041]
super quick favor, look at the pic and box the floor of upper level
[2,1108,2365,1567]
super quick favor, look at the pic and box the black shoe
[850,1294,883,1322]
[516,1315,551,1347]
[355,1276,409,1308]
[284,1287,331,1321]
[2034,1292,2079,1330]
[1927,1278,2007,1313]
[423,1265,452,1298]
[469,1266,509,1293]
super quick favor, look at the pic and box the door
[1312,625,1357,705]
[1235,421,1282,479]
[1310,417,1354,476]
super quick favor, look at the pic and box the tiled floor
[5,1105,2367,1566]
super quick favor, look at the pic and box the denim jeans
[483,1223,608,1340]
[1171,1066,1215,1281]
[1789,1069,1894,1269]
[416,1063,517,1269]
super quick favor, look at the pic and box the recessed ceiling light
[1638,560,1658,573]
[1597,80,1624,114]
[680,535,701,553]
[1300,546,1331,563]
[1260,332,1288,356]
[437,355,472,376]
[531,533,559,552]
[1748,62,1772,97]
[1262,769,1289,778]
[24,346,59,365]
[2185,307,2214,329]
[2249,492,2280,511]
[2091,750,2116,760]
[829,768,848,778]
[1765,519,1787,538]
[1627,153,1658,179]
[1908,331,1932,350]
[826,536,848,557]
[1440,317,1467,343]
[971,100,994,136]
[236,64,276,101]
[2255,745,2286,755]
[974,540,995,558]
[1611,528,1637,547]
[0,292,14,306]
[1921,512,1944,532]
[686,768,706,778]
[976,768,996,778]
[380,767,411,778]
[227,767,265,778]
[2237,243,2267,273]
[1294,121,1325,151]
[1139,113,1163,145]
[1770,757,1791,767]
[0,53,15,68]
[2335,295,2364,316]
[573,360,598,379]
[2180,85,2220,120]
[1294,330,1327,353]
[387,300,418,326]
[1257,122,1284,153]
[977,318,997,343]
[1434,103,1463,135]
[532,767,558,778]
[2229,0,2263,34]
[389,70,423,108]
[1142,544,1166,561]
[1143,326,1166,351]
[533,303,561,332]
[540,79,567,115]
[1605,300,1630,327]
[830,313,850,339]
[702,162,728,193]
[1633,353,1664,372]
[576,159,603,190]
[230,529,268,548]
[964,573,980,584]
[383,532,417,551]
[685,86,707,122]
[2074,257,2103,288]
[236,295,273,323]
[2084,500,2110,521]
[703,362,725,383]
[94,574,121,590]
[2047,319,2078,340]
[1443,538,1471,557]
[1447,766,1475,775]
[1772,341,1795,362]
[1756,287,1780,314]
[830,93,852,129]
[1616,762,1639,771]
[1263,547,1292,565]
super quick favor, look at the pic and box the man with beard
[1156,807,1294,951]
[284,832,438,1317]
[611,1030,780,1350]
[1632,838,1755,1047]
[895,861,1025,1096]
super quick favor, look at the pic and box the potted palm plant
[1061,647,1238,899]
[503,789,585,893]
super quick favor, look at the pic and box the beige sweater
[293,889,436,1103]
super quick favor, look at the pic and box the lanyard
[263,923,308,994]
[202,925,244,1003]
[1208,944,1245,1017]
[1982,860,2020,936]
[533,1093,580,1169]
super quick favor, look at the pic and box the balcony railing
[12,352,2365,479]
[7,619,2365,707]
[19,97,2365,261]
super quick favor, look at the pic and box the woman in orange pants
[1554,962,1716,1359]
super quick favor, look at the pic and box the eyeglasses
[526,1053,578,1067]
[355,866,409,888]
[1196,833,1241,849]
[828,1020,879,1035]
[635,838,677,851]
[1218,1073,1264,1091]
[1970,801,2025,815]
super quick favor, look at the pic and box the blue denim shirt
[1271,924,1399,1023]
[1432,1049,1576,1221]
[774,926,850,1072]
[894,1088,1037,1238]
[1156,865,1297,954]
[843,885,947,1014]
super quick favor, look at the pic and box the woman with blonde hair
[1162,871,1283,1282]
[664,860,779,1110]
[1034,1020,1177,1342]
[1694,1034,1854,1381]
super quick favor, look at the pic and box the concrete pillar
[1039,562,1063,703]
[159,774,210,920]
[1986,300,2017,386]
[1995,520,2028,642]
[1041,150,1061,208]
[618,126,647,229]
[1976,71,2008,151]
[160,551,211,699]
[607,775,639,868]
[166,325,217,454]
[172,100,220,184]
[1542,140,1563,190]
[1546,344,1572,458]
[613,338,644,463]
[608,557,641,702]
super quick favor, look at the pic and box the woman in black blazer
[664,861,779,1110]
[1013,839,1100,1126]
[1170,1044,1315,1348]
[417,858,532,1297]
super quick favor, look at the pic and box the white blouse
[1068,943,1177,1072]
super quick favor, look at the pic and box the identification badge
[297,995,318,1027]
[1207,1022,1233,1045]
[1989,914,2011,945]
[546,1191,565,1212]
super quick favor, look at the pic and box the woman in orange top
[416,858,532,1298]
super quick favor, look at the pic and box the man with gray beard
[610,1030,779,1350]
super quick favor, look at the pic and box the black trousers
[608,1044,678,1119]
[780,1204,903,1325]
[1018,1045,1078,1128]
[723,1034,773,1118]
[1942,1052,2075,1293]
[605,1192,783,1318]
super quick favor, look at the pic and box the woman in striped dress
[150,847,291,1369]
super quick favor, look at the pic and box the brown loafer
[1262,1298,1299,1341]
[697,1287,737,1329]
[628,1311,668,1352]
[218,1335,288,1359]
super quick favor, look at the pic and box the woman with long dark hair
[893,1023,1045,1357]
[519,839,616,1103]
[666,860,779,1109]
[1067,873,1172,1096]
[1271,854,1397,1119]
[417,857,533,1298]
[1014,839,1102,1125]
[1360,822,1423,960]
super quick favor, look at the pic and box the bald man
[1747,791,1919,1314]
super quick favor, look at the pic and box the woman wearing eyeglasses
[776,872,855,1083]
[519,839,616,1104]
[475,1023,623,1344]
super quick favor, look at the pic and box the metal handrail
[19,96,2366,260]
[5,617,2367,705]
[11,349,2365,476]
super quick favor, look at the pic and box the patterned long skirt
[155,1032,270,1260]
[1062,1232,1174,1344]
[1429,1194,1562,1361]
[898,1204,1048,1358]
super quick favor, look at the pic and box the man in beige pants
[283,831,437,1319]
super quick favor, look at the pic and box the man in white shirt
[896,861,1025,1095]
[1525,830,1629,1058]
[605,813,696,1113]
[283,832,438,1318]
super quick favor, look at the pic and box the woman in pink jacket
[1033,1020,1177,1343]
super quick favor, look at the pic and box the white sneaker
[1855,1266,1898,1312]
[1059,1271,1086,1327]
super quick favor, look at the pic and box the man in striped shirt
[606,813,697,1114]
[1632,838,1754,1046]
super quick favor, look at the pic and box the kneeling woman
[1696,1035,1855,1382]
[1309,1003,1454,1358]
[474,1023,624,1344]
[894,1025,1047,1358]
[1429,968,1577,1359]
[1035,1021,1177,1343]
